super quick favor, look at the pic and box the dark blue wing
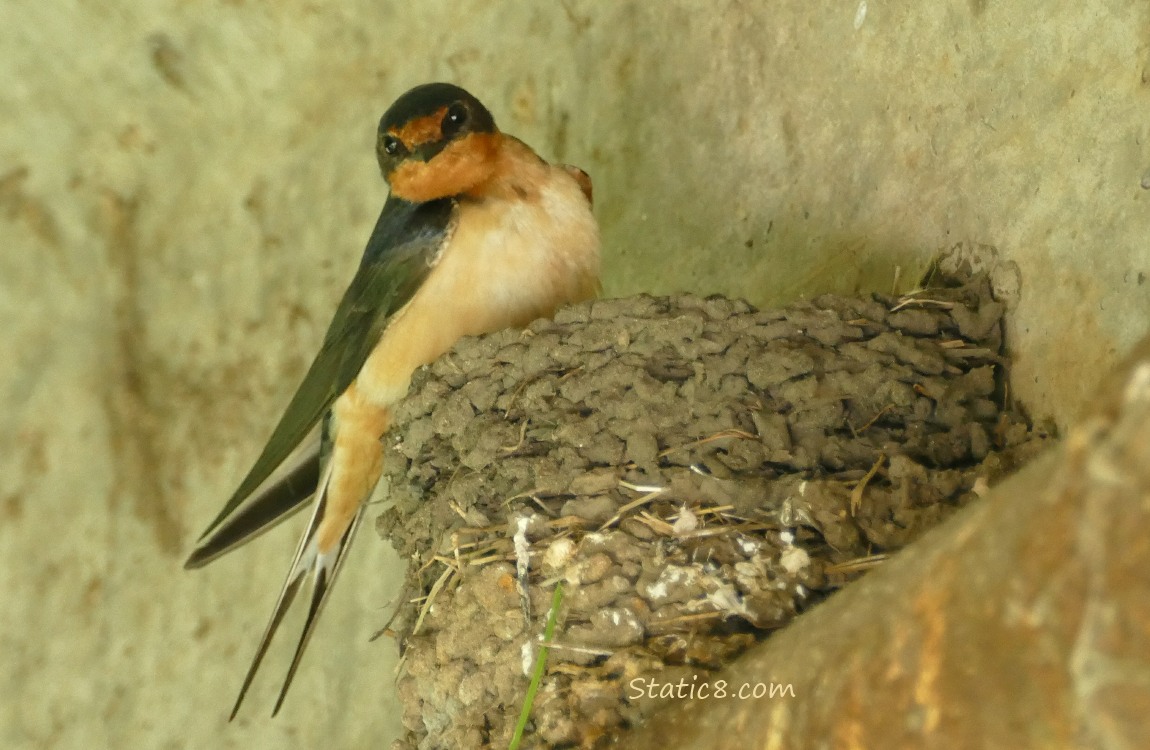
[192,195,454,544]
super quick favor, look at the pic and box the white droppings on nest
[513,515,532,563]
[780,498,816,528]
[543,537,575,571]
[520,640,535,677]
[736,535,761,556]
[706,583,750,618]
[601,607,642,634]
[642,564,697,602]
[644,580,668,602]
[779,545,811,575]
[513,514,534,619]
[672,503,698,536]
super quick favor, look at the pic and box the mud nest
[376,271,1049,749]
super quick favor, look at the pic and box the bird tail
[226,456,366,719]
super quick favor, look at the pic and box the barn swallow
[185,82,600,718]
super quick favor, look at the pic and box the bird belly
[315,382,389,552]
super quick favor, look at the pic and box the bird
[184,82,600,718]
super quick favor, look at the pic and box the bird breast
[355,159,601,410]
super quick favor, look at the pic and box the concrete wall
[2,1,1146,747]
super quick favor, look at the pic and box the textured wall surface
[1,1,1147,748]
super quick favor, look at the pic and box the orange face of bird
[376,83,501,203]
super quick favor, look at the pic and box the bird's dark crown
[379,83,495,136]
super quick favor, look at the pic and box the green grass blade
[508,582,564,750]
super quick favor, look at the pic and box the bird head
[376,83,500,202]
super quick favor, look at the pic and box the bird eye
[381,134,402,156]
[442,103,468,137]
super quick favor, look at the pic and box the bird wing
[183,428,321,569]
[188,195,455,552]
